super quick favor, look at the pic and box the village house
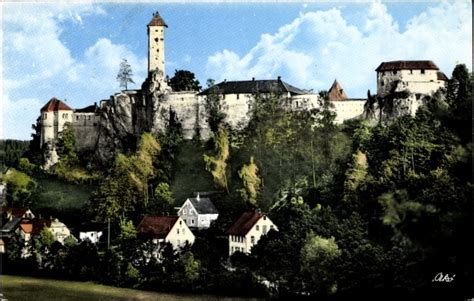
[79,231,103,244]
[0,207,36,252]
[18,218,73,245]
[227,212,278,256]
[177,193,219,229]
[137,215,195,250]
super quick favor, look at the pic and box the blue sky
[1,1,472,140]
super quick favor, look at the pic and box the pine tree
[116,58,135,90]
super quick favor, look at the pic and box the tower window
[155,38,158,42]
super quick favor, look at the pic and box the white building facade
[227,212,278,256]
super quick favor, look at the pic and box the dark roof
[148,12,168,27]
[376,60,439,72]
[198,79,308,96]
[437,71,449,81]
[1,207,28,218]
[137,215,178,239]
[41,97,73,112]
[227,212,264,236]
[187,196,218,214]
[0,217,22,234]
[328,79,348,101]
[74,104,100,113]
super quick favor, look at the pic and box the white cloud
[2,3,146,139]
[205,1,472,97]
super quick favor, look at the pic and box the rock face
[363,90,426,124]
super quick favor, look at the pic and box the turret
[147,11,168,75]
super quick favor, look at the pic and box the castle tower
[148,12,168,75]
[40,97,73,147]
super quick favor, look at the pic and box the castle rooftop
[198,78,308,96]
[376,60,439,72]
[328,79,348,101]
[40,97,72,112]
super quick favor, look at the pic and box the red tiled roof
[227,212,263,236]
[21,219,51,235]
[40,97,73,112]
[376,60,439,72]
[148,12,168,27]
[437,71,449,81]
[328,79,347,101]
[0,239,4,245]
[137,215,178,239]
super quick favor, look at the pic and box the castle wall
[220,93,253,129]
[377,69,443,96]
[72,112,101,151]
[40,110,73,146]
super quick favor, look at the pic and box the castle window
[421,69,425,74]
[43,113,47,119]
[76,116,79,120]
[154,38,158,42]
[88,116,91,120]
[236,94,240,100]
[410,69,413,74]
[393,70,397,75]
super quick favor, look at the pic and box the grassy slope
[1,275,257,301]
[170,141,215,205]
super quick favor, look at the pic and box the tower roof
[328,79,347,101]
[40,97,73,112]
[148,12,168,27]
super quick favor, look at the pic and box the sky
[1,1,472,140]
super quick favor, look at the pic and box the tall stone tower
[148,12,167,75]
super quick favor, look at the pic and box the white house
[18,218,73,244]
[79,231,103,244]
[227,212,278,256]
[137,215,195,250]
[177,193,219,229]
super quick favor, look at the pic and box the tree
[116,58,135,90]
[1,168,37,207]
[300,232,342,295]
[204,79,226,133]
[203,126,230,193]
[56,123,77,165]
[238,156,262,205]
[168,70,201,92]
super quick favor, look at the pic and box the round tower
[148,11,168,75]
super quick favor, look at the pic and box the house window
[43,113,47,119]
[256,225,259,231]
[179,220,182,225]
[184,209,187,214]
[270,225,274,230]
[183,228,185,234]
[421,69,425,74]
[263,216,267,220]
[263,225,267,234]
[177,228,180,234]
[191,219,194,224]
[251,236,255,244]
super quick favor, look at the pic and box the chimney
[196,192,200,201]
[252,77,255,81]
[277,76,281,81]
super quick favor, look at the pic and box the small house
[79,231,103,244]
[177,193,219,229]
[18,218,73,244]
[227,212,278,256]
[137,215,195,249]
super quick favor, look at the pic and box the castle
[39,12,448,167]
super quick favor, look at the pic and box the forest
[1,64,472,300]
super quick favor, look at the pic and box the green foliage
[91,133,161,221]
[39,227,55,248]
[238,156,261,205]
[300,232,342,295]
[1,168,37,206]
[18,157,36,175]
[0,139,30,170]
[116,58,135,90]
[203,126,230,193]
[56,123,78,165]
[168,69,201,92]
[204,82,227,133]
